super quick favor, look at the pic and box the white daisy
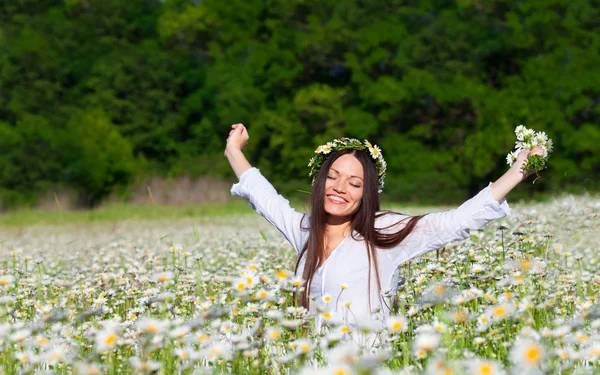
[506,150,519,166]
[386,315,408,333]
[523,128,535,141]
[515,125,527,140]
[510,339,544,369]
[369,145,381,159]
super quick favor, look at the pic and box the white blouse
[231,167,510,327]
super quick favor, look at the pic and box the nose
[332,180,346,194]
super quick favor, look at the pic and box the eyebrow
[330,168,364,181]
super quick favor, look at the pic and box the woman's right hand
[225,124,253,178]
[225,123,249,155]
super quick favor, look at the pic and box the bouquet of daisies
[506,125,553,182]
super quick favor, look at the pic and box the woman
[225,123,544,329]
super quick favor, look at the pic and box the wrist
[508,164,526,182]
[225,146,243,158]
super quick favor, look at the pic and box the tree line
[1,0,598,208]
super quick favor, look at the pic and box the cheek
[352,191,364,205]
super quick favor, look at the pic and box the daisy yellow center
[105,333,117,345]
[301,344,310,353]
[341,326,350,333]
[158,275,169,282]
[479,363,492,375]
[323,312,331,319]
[493,307,506,316]
[146,325,158,334]
[434,285,447,295]
[0,279,9,286]
[276,270,288,279]
[392,322,403,331]
[236,283,246,291]
[525,346,541,363]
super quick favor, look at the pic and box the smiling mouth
[327,195,347,204]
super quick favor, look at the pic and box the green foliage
[0,0,599,208]
[0,115,63,207]
[523,155,548,184]
[61,109,137,205]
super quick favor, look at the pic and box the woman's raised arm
[224,123,252,178]
[224,124,309,253]
[387,145,546,267]
[490,146,545,202]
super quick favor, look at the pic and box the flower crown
[308,138,387,193]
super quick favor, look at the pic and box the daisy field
[0,194,598,374]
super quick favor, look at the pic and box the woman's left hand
[513,146,545,180]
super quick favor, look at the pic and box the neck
[325,218,351,237]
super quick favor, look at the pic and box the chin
[324,204,358,219]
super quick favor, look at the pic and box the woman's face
[324,154,364,223]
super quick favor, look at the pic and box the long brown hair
[295,149,425,309]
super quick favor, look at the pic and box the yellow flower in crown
[308,138,387,193]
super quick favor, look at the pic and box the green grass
[0,201,255,227]
[0,198,450,228]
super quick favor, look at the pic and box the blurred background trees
[0,0,598,208]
